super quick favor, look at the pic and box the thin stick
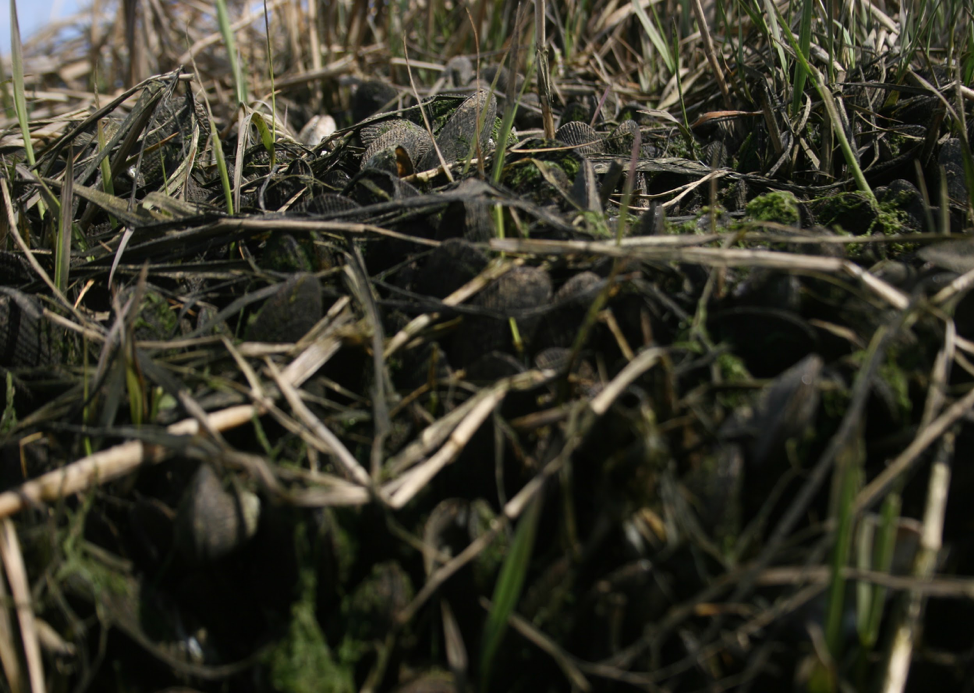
[690,0,731,108]
[0,520,44,693]
[0,405,257,519]
[535,0,555,139]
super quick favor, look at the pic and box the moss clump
[133,291,180,342]
[265,570,354,693]
[715,352,753,410]
[490,115,516,147]
[578,209,612,238]
[811,191,877,234]
[344,561,414,642]
[502,159,542,190]
[745,190,800,225]
[665,217,706,236]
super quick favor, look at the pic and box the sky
[1,0,83,53]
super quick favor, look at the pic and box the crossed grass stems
[2,0,974,689]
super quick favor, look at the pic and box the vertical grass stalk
[791,0,815,116]
[480,494,543,691]
[55,148,74,294]
[825,428,863,656]
[215,0,248,106]
[9,0,35,167]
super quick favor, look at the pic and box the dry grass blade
[265,358,375,490]
[385,259,517,358]
[385,385,508,509]
[4,0,973,686]
[0,520,44,693]
[0,405,256,518]
[690,0,730,108]
[281,296,352,386]
[441,601,469,689]
[0,542,24,693]
[879,433,953,693]
[535,0,555,139]
[491,237,910,309]
[855,385,974,513]
[590,347,665,416]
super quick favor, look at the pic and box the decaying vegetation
[1,0,973,690]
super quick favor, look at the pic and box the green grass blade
[825,428,863,655]
[616,122,642,244]
[97,119,120,229]
[9,0,35,167]
[55,147,74,293]
[480,494,543,691]
[0,49,14,119]
[632,0,675,74]
[858,492,900,649]
[125,353,144,427]
[211,120,234,215]
[263,0,277,143]
[791,0,814,116]
[251,111,275,158]
[760,0,789,81]
[215,0,248,105]
[777,10,874,202]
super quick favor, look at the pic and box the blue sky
[1,0,83,53]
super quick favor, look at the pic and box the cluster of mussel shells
[14,60,974,689]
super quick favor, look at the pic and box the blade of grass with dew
[215,0,248,106]
[480,494,543,691]
[55,147,74,294]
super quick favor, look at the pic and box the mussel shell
[245,273,323,343]
[418,89,497,171]
[174,464,260,563]
[556,121,605,157]
[0,288,53,368]
[455,266,553,364]
[361,119,434,173]
[352,80,399,122]
[416,239,489,299]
